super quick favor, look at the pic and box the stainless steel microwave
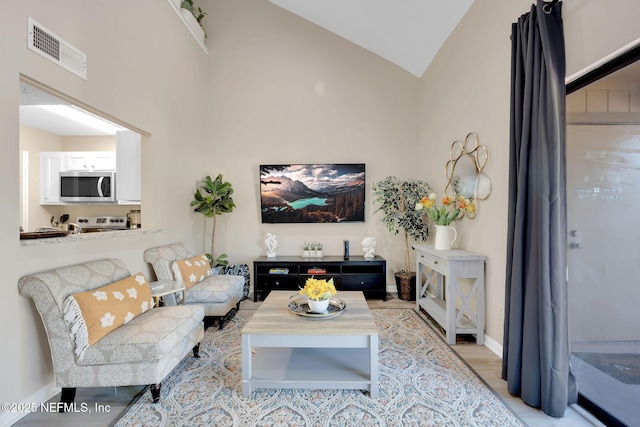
[60,171,116,203]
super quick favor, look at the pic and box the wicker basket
[395,273,416,301]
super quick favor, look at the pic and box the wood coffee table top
[241,291,378,337]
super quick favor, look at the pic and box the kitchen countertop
[20,228,160,246]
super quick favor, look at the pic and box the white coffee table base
[242,335,379,397]
[241,291,379,397]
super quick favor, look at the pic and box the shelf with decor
[253,256,386,302]
[165,0,208,53]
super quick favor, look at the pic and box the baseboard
[483,334,503,359]
[387,284,504,359]
[0,384,60,426]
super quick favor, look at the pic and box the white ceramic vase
[434,225,457,250]
[307,298,330,313]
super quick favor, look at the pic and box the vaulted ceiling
[268,0,475,77]
[20,1,477,136]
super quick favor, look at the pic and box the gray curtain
[502,0,577,418]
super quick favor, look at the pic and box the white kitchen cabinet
[39,152,64,204]
[116,131,141,204]
[63,151,116,171]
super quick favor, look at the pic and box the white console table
[414,244,486,345]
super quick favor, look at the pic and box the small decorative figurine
[265,233,278,258]
[362,237,376,259]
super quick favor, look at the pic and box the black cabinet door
[255,274,299,300]
[340,274,384,291]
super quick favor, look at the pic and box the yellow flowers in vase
[299,277,337,301]
[415,193,476,226]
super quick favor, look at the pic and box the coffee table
[241,291,379,397]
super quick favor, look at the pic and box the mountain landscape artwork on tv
[260,164,366,223]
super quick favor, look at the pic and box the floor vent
[27,17,87,80]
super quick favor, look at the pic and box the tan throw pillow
[63,273,153,360]
[172,254,212,289]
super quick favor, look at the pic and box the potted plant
[205,253,229,274]
[179,0,207,41]
[299,277,337,313]
[191,174,235,261]
[415,192,476,250]
[316,242,324,258]
[181,0,207,23]
[301,242,311,257]
[372,176,433,300]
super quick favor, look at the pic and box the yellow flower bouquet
[415,193,476,226]
[299,277,337,301]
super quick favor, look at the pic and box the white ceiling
[19,82,124,136]
[268,0,475,77]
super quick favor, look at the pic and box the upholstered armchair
[18,259,205,405]
[143,243,244,328]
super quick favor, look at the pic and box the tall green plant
[372,176,433,274]
[190,174,235,257]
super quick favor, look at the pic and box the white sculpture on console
[265,233,278,258]
[362,237,376,259]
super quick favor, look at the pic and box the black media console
[253,255,387,302]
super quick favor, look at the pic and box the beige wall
[19,125,62,231]
[1,0,211,419]
[418,0,640,349]
[60,135,116,151]
[3,0,640,421]
[202,0,421,272]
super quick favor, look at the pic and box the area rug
[114,309,524,426]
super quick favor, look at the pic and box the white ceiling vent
[27,17,87,80]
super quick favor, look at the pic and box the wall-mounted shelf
[166,0,208,53]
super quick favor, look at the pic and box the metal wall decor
[444,132,491,219]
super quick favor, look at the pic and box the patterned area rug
[114,309,524,426]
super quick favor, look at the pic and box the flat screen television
[260,164,366,223]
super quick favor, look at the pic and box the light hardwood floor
[12,293,600,427]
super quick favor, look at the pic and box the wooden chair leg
[150,383,161,403]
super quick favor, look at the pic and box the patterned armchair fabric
[224,263,250,300]
[18,259,205,392]
[143,243,244,318]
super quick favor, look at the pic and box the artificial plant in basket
[191,174,235,263]
[372,176,433,300]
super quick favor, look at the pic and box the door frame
[565,39,640,427]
